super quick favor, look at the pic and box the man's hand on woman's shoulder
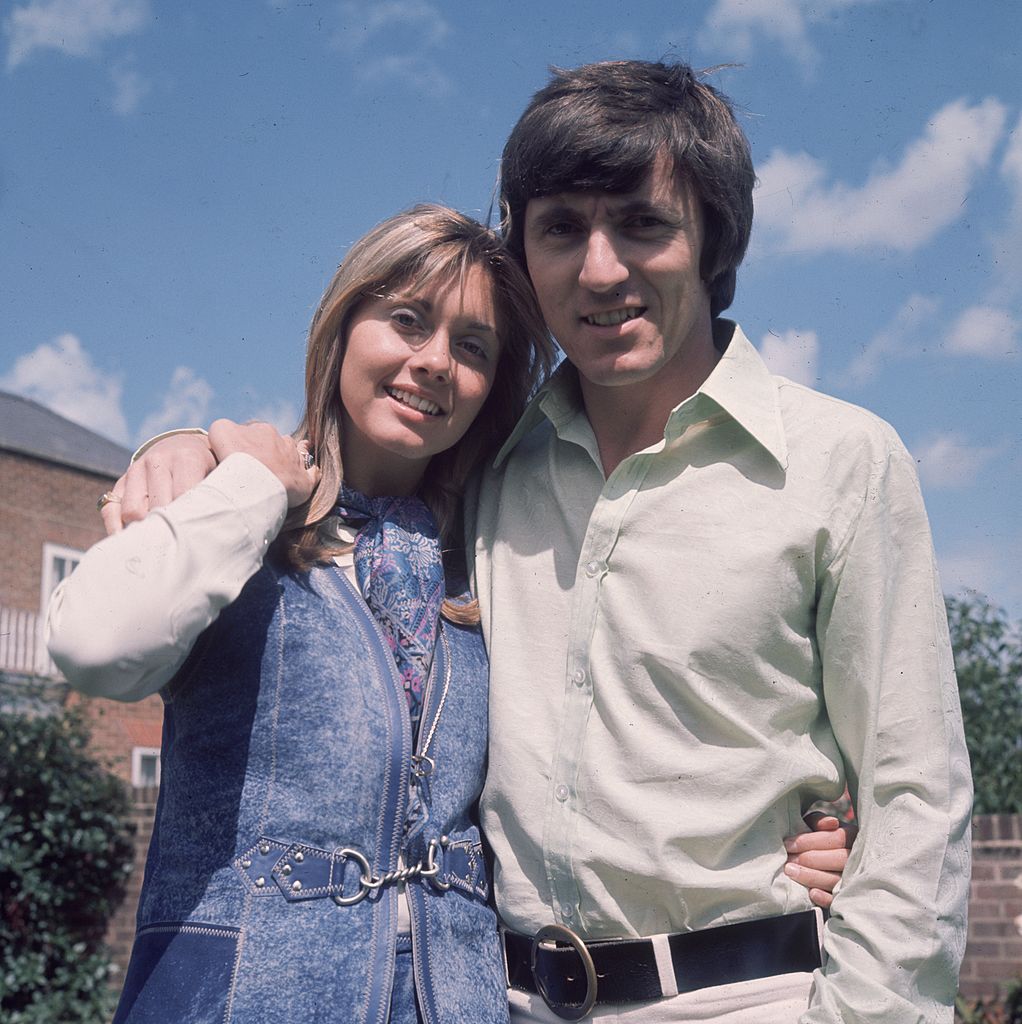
[101,420,318,535]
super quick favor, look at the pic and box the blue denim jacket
[112,562,509,1024]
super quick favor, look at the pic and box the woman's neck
[341,450,427,498]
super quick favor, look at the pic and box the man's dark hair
[500,60,755,318]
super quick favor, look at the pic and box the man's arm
[101,430,217,533]
[804,442,972,1023]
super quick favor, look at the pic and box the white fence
[0,606,59,678]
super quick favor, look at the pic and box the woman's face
[338,264,501,496]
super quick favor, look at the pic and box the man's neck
[580,327,724,478]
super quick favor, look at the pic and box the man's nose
[578,230,629,292]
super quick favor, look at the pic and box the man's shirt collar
[494,320,789,470]
[698,320,789,468]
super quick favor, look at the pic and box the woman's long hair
[276,205,554,617]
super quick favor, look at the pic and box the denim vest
[113,563,508,1024]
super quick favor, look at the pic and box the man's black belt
[504,910,821,1020]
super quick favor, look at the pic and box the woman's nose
[411,332,451,381]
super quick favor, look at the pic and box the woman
[49,206,847,1024]
[49,206,554,1024]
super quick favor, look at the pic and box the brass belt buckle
[530,923,598,1021]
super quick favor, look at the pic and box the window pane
[138,754,159,787]
[54,556,80,585]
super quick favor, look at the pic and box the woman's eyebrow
[392,294,496,336]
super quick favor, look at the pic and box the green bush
[956,978,1022,1023]
[0,698,135,1023]
[947,596,1022,814]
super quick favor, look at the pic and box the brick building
[0,389,163,784]
[0,390,165,971]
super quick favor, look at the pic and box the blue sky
[2,0,1020,615]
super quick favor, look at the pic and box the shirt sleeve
[803,443,973,1023]
[46,453,288,702]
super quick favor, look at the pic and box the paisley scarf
[335,484,444,734]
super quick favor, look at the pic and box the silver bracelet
[131,427,209,463]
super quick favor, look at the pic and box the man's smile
[583,307,646,326]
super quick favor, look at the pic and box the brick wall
[0,449,115,611]
[960,814,1022,1000]
[67,690,165,785]
[106,787,159,984]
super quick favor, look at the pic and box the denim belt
[504,910,822,1021]
[234,834,489,904]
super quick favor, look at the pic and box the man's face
[522,154,713,391]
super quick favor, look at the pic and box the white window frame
[131,746,162,788]
[40,542,84,615]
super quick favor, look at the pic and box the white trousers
[508,971,814,1023]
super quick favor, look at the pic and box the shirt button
[584,560,603,578]
[561,904,574,919]
[572,668,586,686]
[555,784,569,802]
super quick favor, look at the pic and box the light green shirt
[470,322,972,1022]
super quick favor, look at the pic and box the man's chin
[574,356,664,390]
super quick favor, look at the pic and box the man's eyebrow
[526,202,579,226]
[527,195,684,223]
[613,197,684,219]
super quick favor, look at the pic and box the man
[86,60,969,1022]
[469,61,971,1022]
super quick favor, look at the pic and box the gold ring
[97,492,122,511]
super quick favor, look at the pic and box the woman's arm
[47,453,291,701]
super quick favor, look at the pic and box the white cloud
[247,398,300,436]
[911,432,1004,490]
[754,98,1008,255]
[944,305,1019,359]
[352,53,452,97]
[843,296,1019,386]
[136,367,214,443]
[1002,113,1022,190]
[605,30,644,56]
[5,0,150,71]
[757,328,819,386]
[335,0,449,52]
[698,0,884,72]
[331,0,451,96]
[0,333,129,442]
[109,60,149,114]
[989,112,1022,299]
[845,293,940,385]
